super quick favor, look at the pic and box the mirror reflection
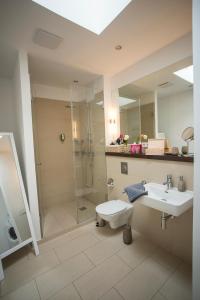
[119,88,155,143]
[0,135,31,255]
[157,58,193,152]
[118,57,193,154]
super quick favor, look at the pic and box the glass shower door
[71,91,107,224]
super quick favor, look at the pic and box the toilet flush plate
[121,162,128,174]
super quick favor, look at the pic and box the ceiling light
[174,65,193,84]
[118,97,136,107]
[115,45,122,50]
[0,135,3,139]
[32,0,132,35]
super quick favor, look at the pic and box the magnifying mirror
[181,127,194,155]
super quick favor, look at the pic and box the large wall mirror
[0,133,38,280]
[118,57,193,152]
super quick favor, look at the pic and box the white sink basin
[139,182,193,216]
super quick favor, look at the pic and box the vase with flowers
[123,134,129,146]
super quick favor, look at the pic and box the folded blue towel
[124,183,148,203]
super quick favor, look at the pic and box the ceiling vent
[33,29,63,49]
[158,81,173,88]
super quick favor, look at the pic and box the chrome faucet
[163,175,173,191]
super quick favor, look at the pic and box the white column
[192,0,200,299]
[103,76,120,145]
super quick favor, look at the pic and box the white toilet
[96,200,133,229]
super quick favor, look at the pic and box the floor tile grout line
[153,290,168,300]
[150,261,183,300]
[41,220,95,245]
[34,251,96,288]
[33,279,42,300]
[72,281,84,300]
[51,248,62,265]
[0,241,126,299]
[35,261,95,300]
[113,286,126,300]
[158,290,170,300]
[0,278,40,300]
[52,239,100,264]
[115,249,158,272]
[43,229,96,248]
[115,252,137,270]
[71,252,132,297]
[83,243,125,267]
[0,255,61,299]
[45,282,82,300]
[82,251,97,267]
[111,249,180,295]
[98,286,126,300]
[159,260,185,289]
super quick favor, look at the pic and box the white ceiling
[29,55,99,87]
[0,0,192,86]
[32,0,132,35]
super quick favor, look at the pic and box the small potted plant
[123,134,129,146]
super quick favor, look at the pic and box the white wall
[0,78,16,133]
[31,84,69,101]
[192,0,200,298]
[103,76,120,145]
[31,78,103,103]
[13,51,41,240]
[158,90,193,151]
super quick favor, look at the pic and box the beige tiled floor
[0,222,192,300]
[43,199,96,238]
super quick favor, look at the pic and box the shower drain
[79,206,87,211]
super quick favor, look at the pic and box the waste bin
[123,224,132,244]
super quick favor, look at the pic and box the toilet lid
[96,200,131,216]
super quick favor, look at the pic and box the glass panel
[71,91,107,223]
[0,135,31,255]
[119,98,141,143]
[32,101,45,238]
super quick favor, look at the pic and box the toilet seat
[96,200,131,216]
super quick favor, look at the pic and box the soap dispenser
[178,176,186,192]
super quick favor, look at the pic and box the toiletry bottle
[178,176,186,192]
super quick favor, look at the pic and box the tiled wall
[106,156,193,263]
[33,99,74,208]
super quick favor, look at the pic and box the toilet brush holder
[123,224,132,244]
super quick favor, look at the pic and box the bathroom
[0,0,200,299]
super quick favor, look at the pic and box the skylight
[32,0,132,35]
[118,97,136,107]
[96,97,136,108]
[174,65,193,84]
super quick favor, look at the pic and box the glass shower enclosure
[32,86,107,239]
[70,88,107,224]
